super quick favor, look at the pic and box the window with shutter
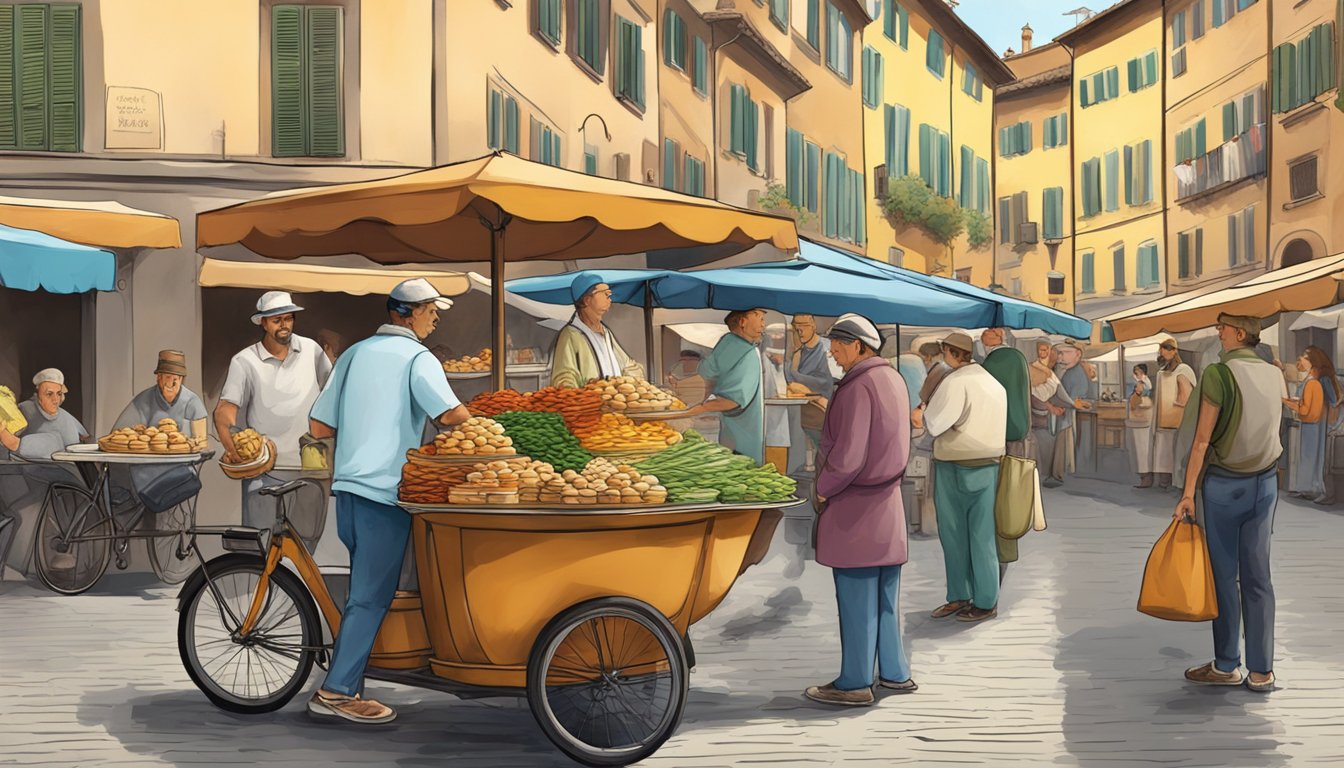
[504,96,519,153]
[805,141,820,213]
[1227,212,1240,267]
[937,130,951,197]
[488,90,501,150]
[1194,118,1206,156]
[574,0,604,74]
[770,0,788,30]
[927,29,945,78]
[862,47,882,108]
[1192,1,1205,38]
[825,3,853,81]
[1112,246,1126,291]
[615,17,644,109]
[0,3,81,153]
[663,138,678,190]
[918,123,934,190]
[976,158,990,214]
[1171,11,1186,48]
[536,0,561,46]
[1081,251,1095,293]
[272,5,344,158]
[823,152,839,238]
[1178,232,1190,278]
[958,145,972,208]
[746,97,759,171]
[1011,191,1027,243]
[1242,205,1256,264]
[805,0,820,49]
[998,197,1012,243]
[1104,150,1120,212]
[585,145,598,175]
[692,37,708,94]
[1290,156,1319,201]
[1195,229,1204,275]
[1172,48,1187,78]
[787,128,804,207]
[963,65,982,101]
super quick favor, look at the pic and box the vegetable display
[634,431,797,503]
[492,410,593,472]
[468,386,603,433]
[571,412,682,453]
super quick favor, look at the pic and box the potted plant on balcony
[756,182,818,233]
[881,175,966,274]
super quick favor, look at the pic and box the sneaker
[956,606,997,623]
[1246,672,1276,693]
[1184,662,1243,686]
[930,600,971,619]
[307,692,397,724]
[804,683,874,707]
[877,678,918,693]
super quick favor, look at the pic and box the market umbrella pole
[644,291,656,382]
[481,210,512,392]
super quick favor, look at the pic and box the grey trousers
[242,471,328,552]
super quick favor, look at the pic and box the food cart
[185,152,801,765]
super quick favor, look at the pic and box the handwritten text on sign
[105,86,162,150]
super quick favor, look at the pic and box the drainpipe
[711,23,746,202]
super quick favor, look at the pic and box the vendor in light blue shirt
[686,308,768,464]
[306,277,470,726]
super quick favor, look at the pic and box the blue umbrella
[497,269,683,307]
[0,223,116,293]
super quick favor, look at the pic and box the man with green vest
[983,340,1033,577]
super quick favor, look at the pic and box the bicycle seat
[259,479,312,498]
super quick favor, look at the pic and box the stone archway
[1274,229,1327,269]
[1281,238,1315,268]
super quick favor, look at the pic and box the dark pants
[1202,466,1277,675]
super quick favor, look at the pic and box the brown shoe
[956,606,998,623]
[930,600,971,619]
[307,691,397,724]
[1184,662,1243,686]
[1246,672,1276,693]
[877,678,918,693]
[804,683,874,707]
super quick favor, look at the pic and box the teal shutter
[1228,214,1239,267]
[1213,0,1225,28]
[1105,150,1119,211]
[1124,145,1134,205]
[577,0,600,70]
[1145,51,1158,87]
[976,159,989,213]
[883,106,895,171]
[884,0,895,40]
[271,5,305,157]
[853,168,866,244]
[1079,78,1090,107]
[305,6,343,157]
[1141,140,1153,202]
[938,130,950,196]
[585,148,598,175]
[1127,58,1139,92]
[488,90,501,149]
[1194,118,1206,156]
[807,0,819,49]
[663,10,674,66]
[897,106,910,175]
[663,138,676,190]
[0,6,14,148]
[788,128,804,206]
[959,145,972,207]
[927,30,944,77]
[805,141,820,212]
[899,3,909,48]
[48,4,79,152]
[998,197,1011,242]
[1082,252,1094,293]
[1023,121,1033,153]
[1107,67,1119,99]
[1223,101,1237,141]
[918,124,933,188]
[729,84,743,154]
[505,97,519,152]
[823,152,838,238]
[746,97,759,171]
[693,37,708,94]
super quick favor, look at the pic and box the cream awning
[198,258,469,296]
[0,196,180,249]
[1289,304,1344,332]
[1103,252,1344,341]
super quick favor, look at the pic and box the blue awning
[0,223,116,293]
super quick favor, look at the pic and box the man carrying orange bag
[1169,313,1286,694]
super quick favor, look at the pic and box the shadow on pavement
[716,586,810,642]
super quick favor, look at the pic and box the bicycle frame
[236,520,344,638]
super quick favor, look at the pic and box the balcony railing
[1174,122,1267,202]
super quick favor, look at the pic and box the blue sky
[953,0,1100,57]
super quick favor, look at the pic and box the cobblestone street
[4,478,1344,767]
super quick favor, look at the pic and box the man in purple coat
[804,314,916,707]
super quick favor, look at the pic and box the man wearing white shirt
[214,291,332,542]
[912,332,1007,623]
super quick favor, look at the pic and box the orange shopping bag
[1137,519,1218,621]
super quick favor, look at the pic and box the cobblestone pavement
[4,479,1344,767]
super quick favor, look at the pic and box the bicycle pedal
[115,557,129,570]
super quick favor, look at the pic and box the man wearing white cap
[306,277,470,724]
[215,291,333,538]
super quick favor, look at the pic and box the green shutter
[746,97,759,171]
[807,0,819,49]
[896,106,909,175]
[788,128,803,206]
[959,145,972,207]
[884,0,895,40]
[998,197,1011,242]
[1194,118,1206,156]
[927,30,944,77]
[1080,78,1090,107]
[806,141,820,212]
[1124,145,1134,205]
[0,6,13,148]
[48,4,79,152]
[883,106,895,171]
[488,90,501,149]
[823,153,838,238]
[1082,252,1094,293]
[306,6,343,156]
[1223,101,1237,141]
[1127,58,1139,92]
[938,130,950,196]
[271,5,305,157]
[853,168,866,244]
[729,84,743,154]
[505,97,519,153]
[918,124,932,188]
[16,4,47,151]
[663,138,676,190]
[1105,150,1119,211]
[693,36,708,94]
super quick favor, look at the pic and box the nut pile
[417,417,516,456]
[468,386,603,433]
[101,419,194,454]
[571,413,683,453]
[537,457,668,505]
[442,348,492,373]
[448,458,530,504]
[586,376,685,412]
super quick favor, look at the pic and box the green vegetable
[635,432,796,504]
[493,411,593,472]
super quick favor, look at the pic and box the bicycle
[31,449,212,594]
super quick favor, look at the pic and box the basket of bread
[98,419,198,454]
[220,428,277,480]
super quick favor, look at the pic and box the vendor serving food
[114,350,208,448]
[549,273,644,388]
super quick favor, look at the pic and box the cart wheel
[178,553,320,714]
[33,484,112,595]
[149,503,196,585]
[682,631,696,670]
[527,597,688,767]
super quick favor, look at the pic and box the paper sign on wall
[105,86,163,150]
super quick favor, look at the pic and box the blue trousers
[833,566,911,690]
[1202,466,1277,675]
[322,492,411,696]
[933,461,1000,610]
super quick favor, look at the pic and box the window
[804,0,820,50]
[769,0,788,31]
[662,138,680,190]
[883,103,911,177]
[1079,66,1120,107]
[584,144,598,175]
[692,37,708,95]
[1080,251,1095,293]
[573,0,603,73]
[664,9,686,70]
[1043,113,1068,149]
[1192,1,1206,39]
[999,121,1032,157]
[805,140,820,212]
[729,84,759,170]
[536,0,561,46]
[530,117,562,166]
[958,146,985,211]
[822,152,862,243]
[1175,118,1207,163]
[918,123,951,196]
[1136,241,1160,288]
[615,17,645,109]
[888,247,904,267]
[487,87,520,154]
[1178,228,1204,279]
[1042,187,1064,240]
[1124,140,1153,205]
[1104,150,1120,212]
[272,5,344,158]
[1011,277,1022,296]
[1213,0,1256,29]
[825,3,853,81]
[1221,86,1264,140]
[1227,206,1257,267]
[684,155,706,196]
[1127,50,1158,92]
[884,0,909,49]
[1289,155,1319,202]
[927,29,945,78]
[1111,245,1127,291]
[955,268,972,283]
[963,65,983,101]
[998,191,1027,244]
[1172,48,1187,78]
[0,3,82,153]
[1080,157,1102,217]
[862,47,882,108]
[1171,10,1187,48]
[787,128,806,206]
[1273,22,1336,114]
[975,158,990,215]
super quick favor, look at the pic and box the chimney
[1021,24,1034,52]
[1004,47,1016,59]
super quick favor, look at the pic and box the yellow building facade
[862,0,1009,275]
[993,42,1075,312]
[1163,0,1269,297]
[1268,0,1344,269]
[1057,0,1166,320]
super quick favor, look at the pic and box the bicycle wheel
[33,485,112,595]
[527,597,688,767]
[178,553,320,714]
[149,503,196,584]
